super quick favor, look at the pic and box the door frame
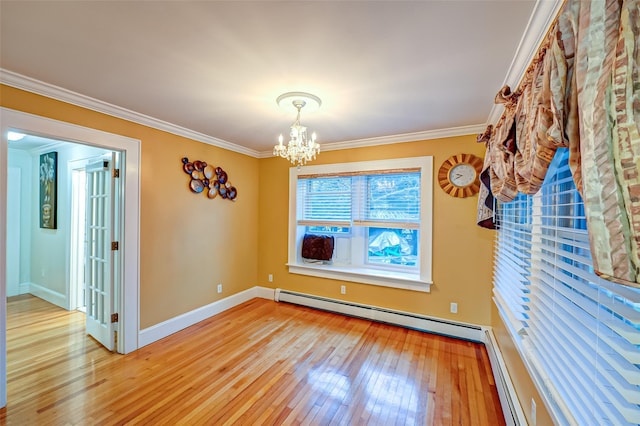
[6,167,20,297]
[69,165,87,312]
[0,107,141,407]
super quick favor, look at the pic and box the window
[493,149,640,425]
[288,157,433,292]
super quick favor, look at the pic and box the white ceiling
[1,1,548,155]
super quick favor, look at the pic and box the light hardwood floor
[1,294,505,425]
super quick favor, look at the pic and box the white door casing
[6,168,20,297]
[70,167,87,311]
[0,107,141,408]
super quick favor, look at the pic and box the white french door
[84,155,118,351]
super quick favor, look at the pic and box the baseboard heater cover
[275,288,523,424]
[483,329,527,425]
[274,288,483,342]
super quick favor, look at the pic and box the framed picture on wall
[39,151,57,229]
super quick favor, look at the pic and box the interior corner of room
[1,0,638,424]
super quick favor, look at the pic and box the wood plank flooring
[1,295,505,425]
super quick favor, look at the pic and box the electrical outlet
[340,285,346,295]
[268,274,273,282]
[217,283,222,294]
[450,302,458,314]
[531,398,537,426]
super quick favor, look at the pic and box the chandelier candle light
[273,92,321,167]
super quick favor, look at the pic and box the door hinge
[111,313,119,323]
[112,241,119,251]
[113,168,120,178]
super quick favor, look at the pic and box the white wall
[9,143,110,307]
[7,149,32,295]
[34,142,111,307]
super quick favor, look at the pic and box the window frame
[287,156,433,292]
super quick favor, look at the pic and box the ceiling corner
[485,0,565,126]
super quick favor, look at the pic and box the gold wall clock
[438,153,483,198]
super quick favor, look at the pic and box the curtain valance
[478,0,640,287]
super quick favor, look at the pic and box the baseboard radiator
[274,288,524,424]
[483,328,527,426]
[274,288,484,342]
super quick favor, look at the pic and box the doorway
[8,135,118,346]
[1,107,141,408]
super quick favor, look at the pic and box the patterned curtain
[478,0,640,287]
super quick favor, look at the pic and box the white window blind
[298,176,352,226]
[493,149,640,425]
[492,193,532,338]
[298,170,421,229]
[360,173,421,228]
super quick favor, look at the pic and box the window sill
[286,263,432,293]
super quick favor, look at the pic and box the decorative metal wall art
[181,157,237,201]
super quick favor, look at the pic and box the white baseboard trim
[27,282,67,309]
[482,327,527,426]
[253,286,276,300]
[138,286,275,348]
[19,282,30,295]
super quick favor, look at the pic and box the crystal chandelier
[273,92,321,167]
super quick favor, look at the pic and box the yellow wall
[258,135,496,325]
[492,305,554,425]
[1,85,260,328]
[3,83,499,327]
[3,83,555,422]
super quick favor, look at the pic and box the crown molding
[257,124,487,158]
[2,0,560,162]
[0,69,261,158]
[1,68,489,159]
[485,0,565,126]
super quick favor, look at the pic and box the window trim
[287,156,433,292]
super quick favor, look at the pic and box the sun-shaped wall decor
[437,153,483,198]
